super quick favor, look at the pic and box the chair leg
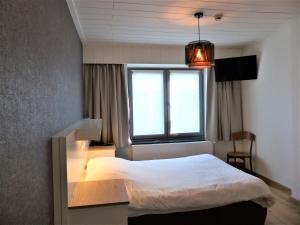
[249,157,253,173]
[241,158,246,169]
[227,155,229,163]
[234,158,237,167]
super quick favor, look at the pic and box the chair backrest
[232,131,256,154]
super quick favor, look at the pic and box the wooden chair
[227,131,256,173]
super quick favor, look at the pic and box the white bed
[85,154,275,217]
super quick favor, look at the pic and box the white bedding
[85,154,275,217]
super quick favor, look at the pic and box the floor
[265,187,300,225]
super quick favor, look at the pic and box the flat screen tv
[215,55,257,82]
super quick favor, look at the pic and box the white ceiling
[67,0,300,46]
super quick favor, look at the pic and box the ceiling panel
[67,0,300,46]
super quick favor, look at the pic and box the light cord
[198,16,200,42]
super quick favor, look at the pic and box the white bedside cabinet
[68,179,129,225]
[88,145,116,158]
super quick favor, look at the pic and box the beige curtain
[206,68,243,141]
[217,80,243,141]
[205,68,218,141]
[83,64,130,148]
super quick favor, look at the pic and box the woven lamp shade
[185,40,215,69]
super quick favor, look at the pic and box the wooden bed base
[128,201,267,225]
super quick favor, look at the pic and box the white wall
[242,19,300,199]
[298,16,300,200]
[99,42,241,164]
[132,141,214,160]
[84,42,242,160]
[83,42,242,64]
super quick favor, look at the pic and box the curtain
[205,68,218,141]
[83,64,130,148]
[206,68,243,141]
[217,80,243,141]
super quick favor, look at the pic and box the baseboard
[254,173,291,195]
[290,197,300,206]
[291,189,300,205]
[255,173,300,206]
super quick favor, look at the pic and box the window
[128,68,205,143]
[131,70,165,136]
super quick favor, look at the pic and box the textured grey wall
[0,1,83,224]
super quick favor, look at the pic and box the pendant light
[185,12,214,69]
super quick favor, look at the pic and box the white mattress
[85,154,275,217]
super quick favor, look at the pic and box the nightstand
[88,145,116,158]
[68,179,129,225]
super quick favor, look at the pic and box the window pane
[169,71,201,134]
[132,71,165,136]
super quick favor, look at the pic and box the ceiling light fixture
[185,12,215,69]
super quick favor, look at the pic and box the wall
[132,141,213,161]
[83,42,242,64]
[85,42,242,160]
[0,1,83,224]
[298,16,300,200]
[242,19,300,199]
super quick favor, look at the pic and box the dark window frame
[128,68,205,144]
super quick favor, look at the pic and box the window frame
[128,68,205,144]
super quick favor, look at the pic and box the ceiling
[67,0,300,46]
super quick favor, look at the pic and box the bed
[85,154,275,225]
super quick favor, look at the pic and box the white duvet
[85,154,275,217]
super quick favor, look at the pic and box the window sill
[131,138,205,145]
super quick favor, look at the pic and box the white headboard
[52,119,101,225]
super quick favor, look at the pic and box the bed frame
[129,201,267,225]
[53,119,267,225]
